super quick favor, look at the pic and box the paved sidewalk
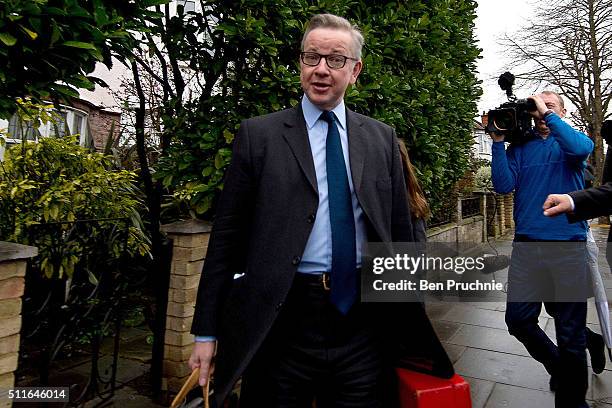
[427,225,612,408]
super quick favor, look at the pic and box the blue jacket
[491,113,594,240]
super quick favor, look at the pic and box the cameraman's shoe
[549,375,557,392]
[586,327,606,374]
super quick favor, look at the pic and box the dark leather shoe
[549,375,557,392]
[586,327,606,374]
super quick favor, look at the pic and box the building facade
[0,98,120,161]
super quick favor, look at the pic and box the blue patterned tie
[320,111,357,315]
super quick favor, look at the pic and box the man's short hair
[301,14,364,60]
[542,90,565,109]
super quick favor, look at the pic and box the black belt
[294,272,331,291]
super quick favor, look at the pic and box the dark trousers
[240,273,396,408]
[505,239,588,408]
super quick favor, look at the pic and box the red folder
[397,369,472,408]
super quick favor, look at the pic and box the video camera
[485,72,536,144]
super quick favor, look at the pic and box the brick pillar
[504,194,514,229]
[0,242,37,407]
[160,220,212,393]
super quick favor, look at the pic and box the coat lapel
[346,109,366,194]
[282,105,318,194]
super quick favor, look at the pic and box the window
[49,112,68,137]
[7,114,40,141]
[72,112,85,135]
[177,0,195,13]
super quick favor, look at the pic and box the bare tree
[111,56,166,169]
[502,0,612,181]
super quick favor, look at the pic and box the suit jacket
[568,182,612,224]
[191,104,453,404]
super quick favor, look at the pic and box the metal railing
[19,218,131,407]
[460,196,482,219]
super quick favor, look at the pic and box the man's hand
[189,341,216,386]
[490,132,505,142]
[528,94,549,119]
[542,194,573,217]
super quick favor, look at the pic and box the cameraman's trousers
[505,239,589,408]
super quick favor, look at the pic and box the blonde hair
[541,90,564,108]
[301,14,364,60]
[398,139,430,219]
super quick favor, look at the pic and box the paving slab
[72,356,148,386]
[454,348,550,391]
[438,303,548,331]
[592,369,612,403]
[442,343,467,364]
[431,320,462,342]
[447,324,529,357]
[438,305,509,330]
[424,302,454,320]
[462,375,495,408]
[458,301,507,312]
[83,386,165,407]
[483,383,554,408]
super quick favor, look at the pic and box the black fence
[429,204,455,228]
[19,218,132,406]
[429,196,483,228]
[460,196,482,219]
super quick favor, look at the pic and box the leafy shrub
[154,0,481,218]
[0,136,150,278]
[0,0,163,118]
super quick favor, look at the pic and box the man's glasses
[300,52,358,69]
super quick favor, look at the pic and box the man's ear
[350,60,363,84]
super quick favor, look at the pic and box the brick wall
[70,99,121,151]
[0,242,37,407]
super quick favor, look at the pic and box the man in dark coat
[543,182,612,219]
[188,14,453,407]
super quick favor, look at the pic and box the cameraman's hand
[189,341,216,386]
[528,94,548,119]
[490,132,505,143]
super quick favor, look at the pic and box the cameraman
[491,91,595,408]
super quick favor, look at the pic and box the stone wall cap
[162,219,212,235]
[0,242,38,262]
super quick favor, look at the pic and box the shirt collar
[301,94,346,131]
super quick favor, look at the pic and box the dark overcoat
[191,105,454,405]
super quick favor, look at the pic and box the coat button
[307,213,315,223]
[292,256,301,265]
[276,302,284,311]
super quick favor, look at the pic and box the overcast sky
[85,1,539,115]
[475,0,537,116]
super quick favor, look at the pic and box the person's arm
[189,119,256,385]
[568,182,612,221]
[543,182,612,221]
[491,141,518,194]
[546,113,593,160]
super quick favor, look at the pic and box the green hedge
[0,135,150,278]
[152,0,481,218]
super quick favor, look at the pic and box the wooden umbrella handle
[169,367,210,408]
